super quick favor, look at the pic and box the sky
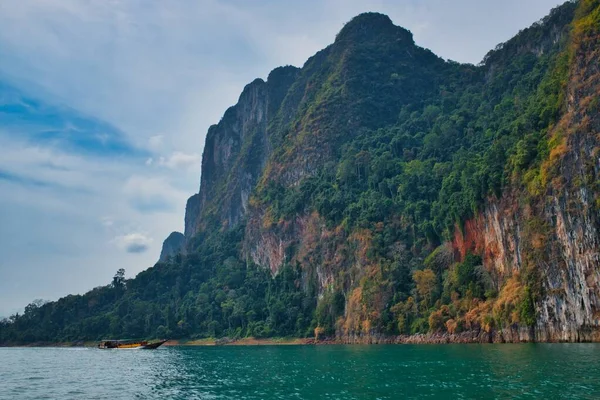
[0,0,564,317]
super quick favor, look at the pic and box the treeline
[0,227,322,343]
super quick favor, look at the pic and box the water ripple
[1,344,600,399]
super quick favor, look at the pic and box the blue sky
[0,0,564,317]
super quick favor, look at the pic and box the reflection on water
[1,344,599,399]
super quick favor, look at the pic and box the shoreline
[0,337,312,348]
[165,337,313,346]
[3,329,600,347]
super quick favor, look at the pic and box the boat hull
[98,339,168,349]
[141,340,168,349]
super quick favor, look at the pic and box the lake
[1,344,599,399]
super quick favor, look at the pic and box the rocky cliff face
[159,231,185,262]
[454,9,600,341]
[183,67,299,241]
[172,2,600,342]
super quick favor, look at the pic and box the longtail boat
[97,339,168,349]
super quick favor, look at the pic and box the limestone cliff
[176,2,599,342]
[183,67,300,241]
[454,5,600,341]
[159,232,185,262]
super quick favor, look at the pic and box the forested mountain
[2,0,599,344]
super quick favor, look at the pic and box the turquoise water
[1,344,599,399]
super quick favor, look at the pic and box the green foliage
[456,254,483,297]
[112,268,126,290]
[258,3,574,247]
[315,290,345,335]
[0,227,316,343]
[519,286,537,326]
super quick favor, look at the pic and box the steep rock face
[186,12,447,246]
[183,66,300,239]
[246,211,352,291]
[482,2,577,76]
[184,194,200,239]
[159,232,185,262]
[452,194,524,286]
[242,4,600,343]
[454,9,600,341]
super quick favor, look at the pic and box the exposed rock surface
[183,67,300,239]
[452,10,600,342]
[159,232,185,262]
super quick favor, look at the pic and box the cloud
[37,161,72,172]
[158,151,201,170]
[0,165,91,194]
[148,135,164,150]
[0,80,147,159]
[0,136,99,198]
[114,233,153,254]
[101,216,114,227]
[0,168,65,190]
[123,175,187,213]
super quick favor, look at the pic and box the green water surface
[1,344,599,399]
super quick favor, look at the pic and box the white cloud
[148,135,164,150]
[113,232,153,254]
[158,151,201,170]
[101,216,114,227]
[123,174,189,213]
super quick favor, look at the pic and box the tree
[428,309,445,332]
[112,269,126,289]
[413,269,437,307]
[24,299,48,316]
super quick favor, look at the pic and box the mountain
[2,0,599,344]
